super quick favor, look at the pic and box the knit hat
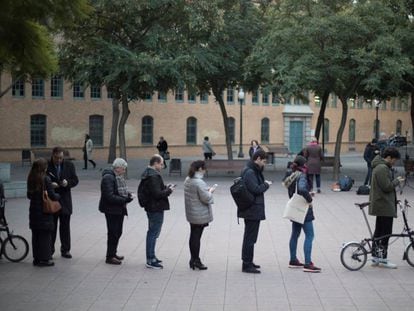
[293,155,307,167]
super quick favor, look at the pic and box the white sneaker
[378,259,397,269]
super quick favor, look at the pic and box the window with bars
[330,94,337,108]
[186,117,197,144]
[31,114,46,147]
[51,75,63,98]
[226,87,234,104]
[90,86,101,99]
[107,90,113,99]
[89,115,104,146]
[175,88,184,102]
[349,119,356,142]
[262,90,269,106]
[12,78,25,97]
[396,120,402,135]
[252,89,259,105]
[188,92,196,103]
[141,116,153,144]
[73,82,84,98]
[324,119,330,143]
[272,93,280,106]
[261,118,269,144]
[144,92,152,101]
[200,92,208,104]
[32,78,44,98]
[158,91,167,102]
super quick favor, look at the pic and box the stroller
[0,182,29,262]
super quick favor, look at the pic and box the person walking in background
[238,150,272,273]
[156,136,169,169]
[369,147,404,269]
[305,137,323,194]
[248,140,262,159]
[284,155,321,273]
[363,139,379,186]
[99,158,133,265]
[83,134,96,170]
[140,155,174,269]
[47,147,79,259]
[27,158,60,267]
[202,136,215,160]
[184,160,215,271]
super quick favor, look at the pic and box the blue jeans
[308,174,321,190]
[289,221,314,264]
[146,211,164,262]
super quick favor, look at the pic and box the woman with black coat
[27,158,60,267]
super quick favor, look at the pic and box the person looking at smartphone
[139,154,174,269]
[47,146,79,259]
[184,160,215,270]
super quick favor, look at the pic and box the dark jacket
[98,169,129,215]
[237,161,269,220]
[140,167,172,213]
[47,159,79,215]
[248,146,263,159]
[287,171,314,222]
[363,143,379,165]
[28,176,60,231]
[157,140,168,153]
[305,144,323,175]
[369,155,399,217]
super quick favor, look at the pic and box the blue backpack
[339,176,354,191]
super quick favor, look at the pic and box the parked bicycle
[0,183,29,262]
[340,199,414,271]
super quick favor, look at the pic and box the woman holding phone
[184,160,215,270]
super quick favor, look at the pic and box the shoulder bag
[43,188,62,214]
[283,181,309,224]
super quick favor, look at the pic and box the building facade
[0,73,411,162]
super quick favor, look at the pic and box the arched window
[396,120,402,135]
[228,117,235,144]
[186,117,197,144]
[89,115,104,146]
[323,119,330,143]
[349,119,356,143]
[31,114,46,147]
[261,118,270,144]
[141,116,153,144]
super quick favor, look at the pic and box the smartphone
[169,184,177,189]
[211,184,218,190]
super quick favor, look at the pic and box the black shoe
[61,252,72,259]
[33,260,55,267]
[242,266,261,274]
[190,259,207,270]
[106,257,122,265]
[252,263,261,269]
[114,254,124,261]
[154,257,162,263]
[82,168,87,170]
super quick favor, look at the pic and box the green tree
[0,0,90,97]
[59,0,221,162]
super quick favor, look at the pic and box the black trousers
[373,216,394,259]
[51,213,71,254]
[242,219,260,265]
[189,224,206,260]
[83,152,96,169]
[204,153,212,160]
[32,229,52,262]
[105,214,124,258]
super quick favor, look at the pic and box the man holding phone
[139,154,174,269]
[47,146,79,259]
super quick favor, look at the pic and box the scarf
[116,174,128,197]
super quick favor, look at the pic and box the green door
[289,121,303,154]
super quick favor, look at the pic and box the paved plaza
[1,154,414,311]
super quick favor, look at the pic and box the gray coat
[184,174,214,225]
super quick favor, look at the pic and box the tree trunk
[107,97,120,163]
[333,96,349,180]
[411,91,414,143]
[118,95,130,162]
[212,88,233,160]
[315,90,330,141]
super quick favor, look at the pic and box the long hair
[188,160,206,178]
[27,158,48,192]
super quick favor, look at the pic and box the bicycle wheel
[405,242,414,267]
[340,242,367,271]
[2,235,29,262]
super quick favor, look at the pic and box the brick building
[0,73,411,162]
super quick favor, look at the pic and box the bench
[205,159,247,177]
[264,145,291,164]
[321,156,341,167]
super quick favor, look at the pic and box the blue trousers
[289,220,314,264]
[146,211,164,262]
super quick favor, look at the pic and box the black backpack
[357,185,370,195]
[137,179,150,207]
[230,169,255,211]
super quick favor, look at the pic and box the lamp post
[374,99,381,141]
[238,88,245,158]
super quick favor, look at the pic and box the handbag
[163,151,170,160]
[283,182,309,224]
[43,189,62,214]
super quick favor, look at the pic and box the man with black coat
[363,139,379,185]
[156,136,168,169]
[47,146,79,259]
[140,155,174,269]
[238,149,272,273]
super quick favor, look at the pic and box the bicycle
[340,199,414,271]
[0,187,29,263]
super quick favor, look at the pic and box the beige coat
[184,174,214,225]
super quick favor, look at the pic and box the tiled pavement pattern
[1,154,414,311]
